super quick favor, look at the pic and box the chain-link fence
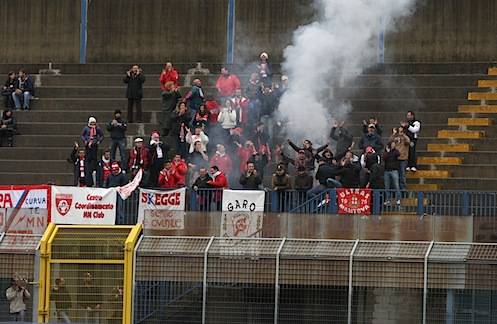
[134,237,497,324]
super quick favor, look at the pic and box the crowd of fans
[0,54,422,204]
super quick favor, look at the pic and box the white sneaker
[406,167,411,171]
[410,167,417,172]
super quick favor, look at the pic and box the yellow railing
[37,223,142,324]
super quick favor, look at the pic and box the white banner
[51,186,116,225]
[220,190,265,237]
[138,188,186,230]
[0,189,48,209]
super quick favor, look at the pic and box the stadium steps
[2,62,497,189]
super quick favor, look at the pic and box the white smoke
[278,0,416,143]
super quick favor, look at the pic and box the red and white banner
[138,188,186,230]
[117,169,142,200]
[51,186,116,225]
[220,190,265,237]
[337,188,371,215]
[0,185,50,234]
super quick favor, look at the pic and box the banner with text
[0,185,49,234]
[337,188,372,215]
[221,190,265,237]
[51,186,116,224]
[138,188,186,230]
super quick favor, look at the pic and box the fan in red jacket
[205,99,220,125]
[160,62,179,91]
[207,165,229,204]
[158,160,182,189]
[128,138,150,176]
[215,67,241,98]
[172,154,188,187]
[210,144,233,175]
[235,140,257,173]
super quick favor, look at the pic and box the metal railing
[133,237,497,324]
[118,188,497,225]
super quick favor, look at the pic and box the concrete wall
[0,0,80,63]
[385,0,497,62]
[0,0,496,63]
[87,0,228,63]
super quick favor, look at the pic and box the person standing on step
[107,109,127,164]
[216,67,241,103]
[124,64,145,123]
[96,149,113,188]
[390,127,411,189]
[184,79,204,113]
[401,110,421,172]
[69,143,93,187]
[382,141,401,206]
[81,116,104,175]
[148,130,169,187]
[12,69,35,111]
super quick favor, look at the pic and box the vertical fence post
[274,238,286,324]
[423,241,434,324]
[329,189,337,214]
[462,191,470,216]
[202,236,215,324]
[79,0,88,64]
[417,191,424,216]
[132,235,144,324]
[348,239,359,324]
[373,190,381,215]
[226,0,236,64]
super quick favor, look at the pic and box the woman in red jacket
[235,140,257,173]
[160,62,179,91]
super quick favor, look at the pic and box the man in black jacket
[307,158,342,198]
[330,121,354,160]
[12,69,35,111]
[359,124,383,153]
[124,65,145,123]
[107,109,127,164]
[239,162,262,189]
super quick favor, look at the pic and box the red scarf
[89,125,97,139]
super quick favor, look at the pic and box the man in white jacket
[6,277,30,321]
[217,100,237,132]
[186,123,209,154]
[401,111,421,172]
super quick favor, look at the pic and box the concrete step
[351,75,492,87]
[335,87,478,99]
[19,98,162,110]
[406,170,450,179]
[407,177,497,191]
[349,99,470,112]
[416,138,497,151]
[426,144,471,152]
[418,151,497,164]
[0,160,71,173]
[468,92,497,101]
[13,110,155,123]
[424,164,497,179]
[437,130,484,139]
[0,172,72,185]
[17,122,157,135]
[417,157,463,165]
[478,80,497,89]
[406,184,441,191]
[447,118,492,126]
[0,147,72,160]
[364,62,497,75]
[458,105,497,113]
[36,86,216,98]
[488,67,497,76]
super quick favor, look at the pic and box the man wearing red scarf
[81,116,104,174]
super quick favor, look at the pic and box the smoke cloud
[278,0,416,143]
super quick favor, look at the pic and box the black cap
[114,109,122,115]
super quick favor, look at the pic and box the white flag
[116,169,143,200]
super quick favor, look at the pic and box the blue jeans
[110,138,126,164]
[399,160,408,190]
[384,170,401,201]
[307,179,341,198]
[12,91,33,110]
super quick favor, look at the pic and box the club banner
[0,185,49,234]
[337,188,372,215]
[138,188,186,230]
[220,190,265,237]
[51,186,116,224]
